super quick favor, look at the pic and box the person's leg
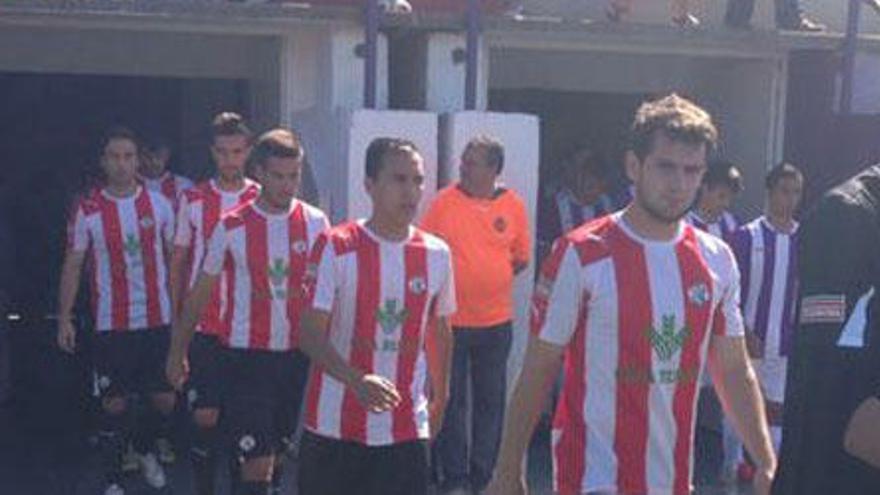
[187,333,225,495]
[366,440,430,495]
[93,333,135,492]
[270,350,311,494]
[725,0,755,27]
[296,432,349,495]
[435,328,471,492]
[468,322,513,492]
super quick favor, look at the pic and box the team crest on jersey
[238,435,256,453]
[268,258,290,286]
[493,216,508,233]
[377,299,408,335]
[408,277,426,295]
[646,315,691,362]
[291,240,307,255]
[687,283,710,307]
[123,234,141,259]
[139,216,154,229]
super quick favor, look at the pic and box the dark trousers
[435,321,512,492]
[725,0,802,26]
[297,431,429,495]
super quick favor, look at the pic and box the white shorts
[751,357,788,403]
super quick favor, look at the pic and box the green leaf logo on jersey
[646,315,691,362]
[268,258,290,287]
[123,233,141,259]
[377,299,408,335]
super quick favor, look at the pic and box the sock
[191,426,218,495]
[99,412,128,485]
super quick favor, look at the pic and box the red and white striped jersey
[202,199,329,351]
[139,172,194,211]
[532,213,744,495]
[68,187,175,332]
[303,221,456,446]
[174,179,260,333]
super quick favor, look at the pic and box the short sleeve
[434,249,457,317]
[712,244,746,337]
[531,239,583,346]
[174,194,193,247]
[201,223,227,276]
[67,205,89,253]
[306,232,338,313]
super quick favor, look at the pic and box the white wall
[439,112,541,385]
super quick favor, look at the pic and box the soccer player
[296,138,454,495]
[686,159,743,242]
[167,128,328,495]
[168,112,260,495]
[421,135,530,495]
[138,134,194,211]
[728,163,802,467]
[772,165,880,495]
[57,126,176,495]
[486,94,776,495]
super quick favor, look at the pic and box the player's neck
[766,211,795,233]
[365,216,410,242]
[216,174,245,192]
[458,181,496,200]
[255,195,293,216]
[622,204,681,242]
[104,182,138,198]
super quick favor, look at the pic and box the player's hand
[165,352,189,391]
[753,463,775,495]
[353,374,401,413]
[428,391,448,439]
[57,319,77,354]
[484,466,527,495]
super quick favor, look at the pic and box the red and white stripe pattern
[532,213,743,495]
[68,187,175,332]
[303,221,456,446]
[175,179,260,333]
[139,172,194,211]
[202,200,329,351]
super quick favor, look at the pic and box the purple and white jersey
[730,217,799,358]
[686,210,739,242]
[554,188,614,233]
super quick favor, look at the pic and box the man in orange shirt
[421,135,530,495]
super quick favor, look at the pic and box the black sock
[237,480,270,495]
[229,455,243,495]
[99,413,127,485]
[191,426,218,495]
[270,462,284,494]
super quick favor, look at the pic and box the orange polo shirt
[421,184,530,328]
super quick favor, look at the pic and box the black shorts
[186,332,226,411]
[224,348,310,460]
[92,327,172,401]
[297,431,429,495]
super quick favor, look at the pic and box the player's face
[101,138,139,188]
[211,134,251,181]
[366,150,425,228]
[459,145,497,193]
[255,156,302,210]
[768,175,803,220]
[626,132,707,224]
[699,184,736,218]
[571,167,606,205]
[139,146,169,177]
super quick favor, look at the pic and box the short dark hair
[365,137,420,180]
[565,147,605,178]
[143,134,171,154]
[249,128,304,169]
[464,135,505,174]
[765,162,803,190]
[100,125,139,155]
[211,112,252,141]
[703,159,744,193]
[629,93,718,161]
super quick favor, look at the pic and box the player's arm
[166,270,218,389]
[708,334,775,493]
[512,196,531,276]
[425,315,452,437]
[487,336,564,495]
[299,308,400,412]
[57,248,87,353]
[169,195,193,316]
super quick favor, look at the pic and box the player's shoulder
[320,220,364,255]
[76,191,102,216]
[560,215,616,266]
[220,201,253,229]
[184,180,213,202]
[414,228,451,255]
[691,225,737,273]
[144,188,173,211]
[297,200,329,223]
